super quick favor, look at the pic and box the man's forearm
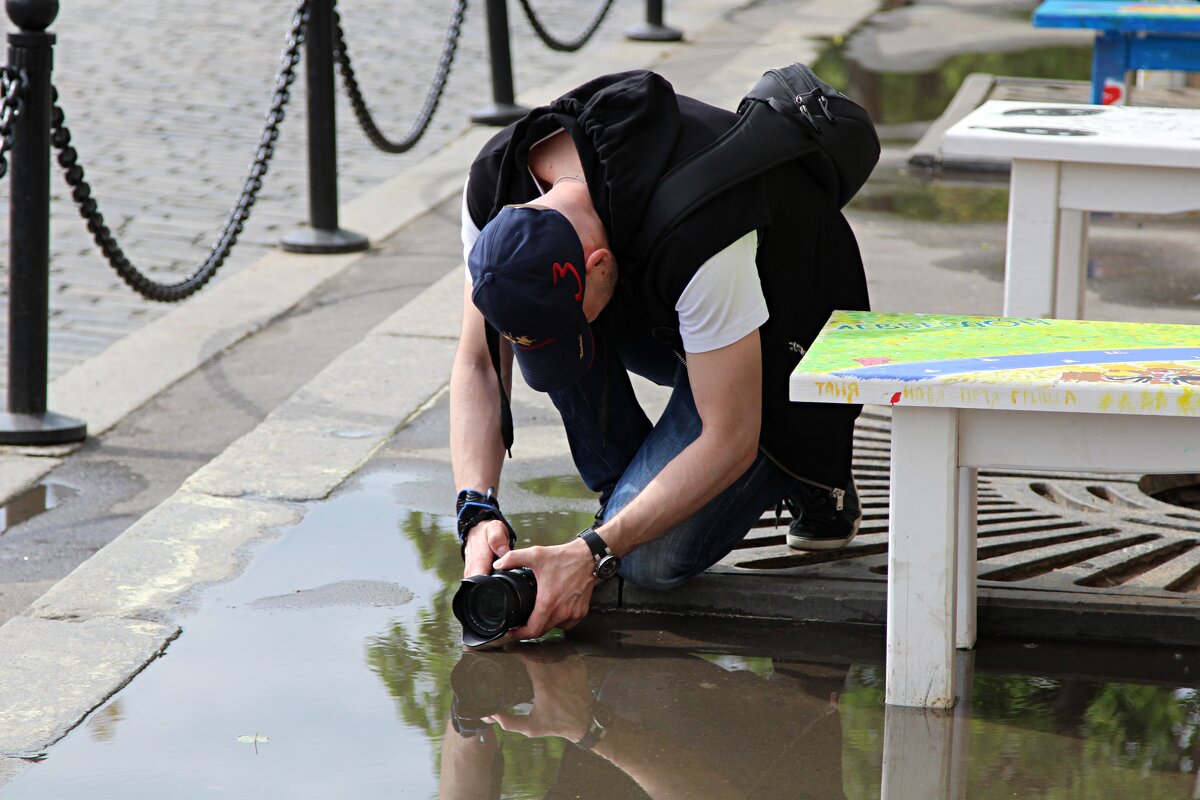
[450,355,508,493]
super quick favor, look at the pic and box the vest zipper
[759,444,845,510]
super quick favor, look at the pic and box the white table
[942,101,1200,319]
[790,310,1200,708]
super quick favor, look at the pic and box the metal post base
[280,227,370,255]
[0,410,87,445]
[625,22,683,42]
[471,103,528,127]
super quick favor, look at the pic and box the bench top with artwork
[1033,0,1200,35]
[789,310,1200,417]
[942,100,1200,168]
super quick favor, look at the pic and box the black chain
[0,66,24,180]
[49,0,309,303]
[333,0,467,154]
[516,0,617,52]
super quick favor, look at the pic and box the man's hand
[491,537,596,640]
[462,519,515,578]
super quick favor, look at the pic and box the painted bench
[1032,0,1200,105]
[790,309,1200,708]
[942,100,1200,320]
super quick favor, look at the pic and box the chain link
[516,0,617,53]
[0,66,25,181]
[333,0,467,154]
[49,0,309,303]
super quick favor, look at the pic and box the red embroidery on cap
[551,262,583,302]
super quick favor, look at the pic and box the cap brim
[513,324,595,392]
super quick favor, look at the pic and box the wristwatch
[576,527,621,580]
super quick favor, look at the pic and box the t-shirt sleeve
[461,180,482,281]
[674,232,768,353]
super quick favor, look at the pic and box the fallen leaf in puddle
[237,734,270,744]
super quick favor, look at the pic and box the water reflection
[811,40,1093,127]
[436,643,847,799]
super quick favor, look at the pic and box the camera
[452,567,538,647]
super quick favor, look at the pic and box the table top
[1034,0,1200,32]
[942,100,1200,167]
[790,311,1200,416]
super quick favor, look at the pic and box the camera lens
[467,581,510,635]
[453,567,538,647]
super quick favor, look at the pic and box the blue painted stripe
[829,347,1200,381]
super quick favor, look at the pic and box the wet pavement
[7,464,1200,798]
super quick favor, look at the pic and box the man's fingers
[487,523,512,557]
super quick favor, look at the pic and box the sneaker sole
[785,529,858,551]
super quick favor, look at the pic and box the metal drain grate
[725,407,1200,599]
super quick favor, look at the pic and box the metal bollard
[280,0,368,254]
[0,0,85,445]
[471,0,527,126]
[626,0,683,42]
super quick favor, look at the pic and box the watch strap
[575,705,611,750]
[576,527,612,562]
[456,489,516,560]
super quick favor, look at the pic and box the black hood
[488,71,681,265]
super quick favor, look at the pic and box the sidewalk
[0,0,883,777]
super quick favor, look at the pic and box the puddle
[0,482,76,534]
[9,465,1200,798]
[850,166,1010,223]
[517,474,598,501]
[811,39,1093,129]
[508,510,598,547]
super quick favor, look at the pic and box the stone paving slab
[0,0,706,389]
[0,616,178,758]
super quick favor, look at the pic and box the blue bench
[1033,0,1200,103]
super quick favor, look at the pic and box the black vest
[465,72,869,489]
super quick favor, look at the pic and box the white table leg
[1054,208,1089,320]
[1004,159,1062,319]
[887,406,960,708]
[882,705,955,799]
[955,467,977,650]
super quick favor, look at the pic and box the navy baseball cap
[468,205,595,392]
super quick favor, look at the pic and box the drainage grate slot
[977,520,1086,538]
[977,528,1115,561]
[1086,485,1147,508]
[1166,563,1200,594]
[1076,539,1200,588]
[978,534,1157,582]
[978,514,1066,527]
[1127,519,1200,535]
[735,542,888,570]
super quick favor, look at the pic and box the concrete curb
[0,0,880,766]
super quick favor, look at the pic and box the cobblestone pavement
[0,0,663,390]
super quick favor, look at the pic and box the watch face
[595,555,620,580]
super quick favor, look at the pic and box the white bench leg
[955,467,977,650]
[1004,159,1061,319]
[1054,209,1089,320]
[886,406,960,708]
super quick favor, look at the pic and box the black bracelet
[456,488,517,561]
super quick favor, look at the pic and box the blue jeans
[547,329,796,591]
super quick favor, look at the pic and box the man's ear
[584,247,613,278]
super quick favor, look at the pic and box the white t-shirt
[460,182,768,354]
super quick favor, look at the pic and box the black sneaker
[784,478,861,551]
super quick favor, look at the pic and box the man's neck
[528,129,584,191]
